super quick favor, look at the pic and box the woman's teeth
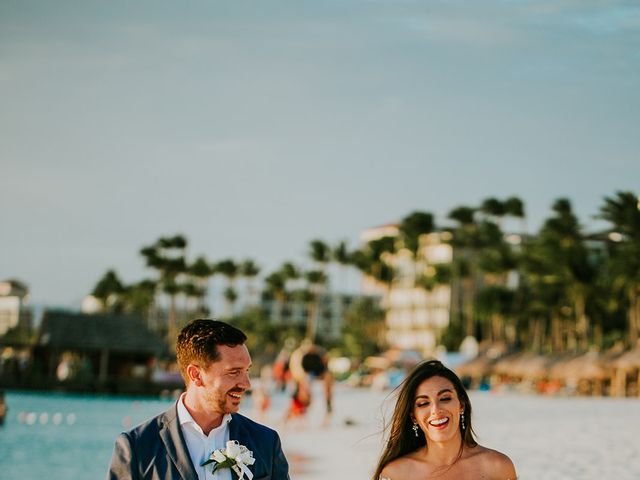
[429,418,448,426]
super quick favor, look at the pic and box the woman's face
[412,375,464,444]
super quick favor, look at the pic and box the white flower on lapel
[202,440,256,480]
[211,449,226,463]
[226,440,241,458]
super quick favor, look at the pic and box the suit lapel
[228,413,241,441]
[159,406,199,480]
[228,414,260,478]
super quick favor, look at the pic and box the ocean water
[1,387,639,479]
[0,391,175,478]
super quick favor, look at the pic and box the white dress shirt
[177,393,233,480]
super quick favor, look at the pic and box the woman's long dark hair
[372,360,477,480]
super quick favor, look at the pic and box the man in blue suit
[107,319,290,479]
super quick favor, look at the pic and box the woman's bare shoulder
[469,445,517,479]
[379,454,419,480]
[379,458,402,479]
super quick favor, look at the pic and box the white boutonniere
[202,440,256,479]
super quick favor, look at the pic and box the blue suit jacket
[106,405,290,480]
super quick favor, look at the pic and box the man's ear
[186,364,202,386]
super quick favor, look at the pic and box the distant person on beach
[284,339,334,424]
[373,360,516,480]
[107,319,290,479]
[272,346,292,392]
[284,340,313,425]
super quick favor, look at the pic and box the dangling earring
[460,412,466,430]
[412,422,419,437]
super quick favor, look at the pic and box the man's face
[196,344,252,415]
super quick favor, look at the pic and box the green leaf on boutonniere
[205,458,236,470]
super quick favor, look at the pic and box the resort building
[260,292,369,341]
[0,279,32,336]
[360,224,453,355]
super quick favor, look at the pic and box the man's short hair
[176,319,247,384]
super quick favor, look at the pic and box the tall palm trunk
[462,277,475,337]
[306,298,318,340]
[531,317,544,352]
[629,286,640,346]
[491,313,504,343]
[574,293,589,351]
[551,313,563,353]
[168,293,178,338]
[565,317,577,352]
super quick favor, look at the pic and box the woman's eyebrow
[415,389,454,399]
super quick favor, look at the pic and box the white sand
[251,383,640,480]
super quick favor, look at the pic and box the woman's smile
[428,417,450,428]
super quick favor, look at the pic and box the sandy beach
[257,382,640,480]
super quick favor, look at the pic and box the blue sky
[1,0,639,307]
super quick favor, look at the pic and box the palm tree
[304,269,328,341]
[475,285,515,344]
[350,236,396,301]
[398,211,436,287]
[158,234,188,253]
[181,281,204,318]
[448,206,476,226]
[519,234,567,352]
[240,259,261,307]
[475,232,518,346]
[309,238,331,291]
[189,256,214,316]
[479,198,506,227]
[309,239,331,266]
[279,261,301,294]
[529,199,596,352]
[504,196,526,233]
[162,256,188,329]
[139,234,189,338]
[349,236,396,353]
[398,211,436,347]
[399,211,435,256]
[264,271,287,323]
[223,286,238,318]
[121,279,157,320]
[447,205,480,338]
[91,269,124,312]
[215,258,239,315]
[332,240,351,292]
[599,191,640,346]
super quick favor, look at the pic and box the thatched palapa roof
[455,355,495,378]
[550,351,611,382]
[612,347,640,371]
[493,353,554,380]
[36,311,166,355]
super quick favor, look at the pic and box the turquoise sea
[0,391,176,479]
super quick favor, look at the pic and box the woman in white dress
[373,360,516,480]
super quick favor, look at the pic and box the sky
[1,0,639,308]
